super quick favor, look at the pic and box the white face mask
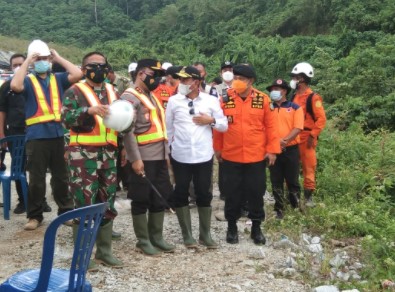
[222,71,234,82]
[12,66,21,74]
[269,90,282,101]
[290,79,298,90]
[178,83,192,96]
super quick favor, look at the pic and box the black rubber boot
[304,189,315,207]
[226,221,238,244]
[251,220,266,245]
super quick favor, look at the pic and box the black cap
[165,65,182,77]
[266,79,291,94]
[136,58,163,72]
[233,64,256,80]
[221,61,233,69]
[176,66,202,80]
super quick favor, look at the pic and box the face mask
[178,83,192,96]
[12,66,20,74]
[143,75,160,91]
[270,90,282,101]
[232,79,248,94]
[290,79,299,90]
[34,60,50,74]
[85,67,108,83]
[222,71,234,82]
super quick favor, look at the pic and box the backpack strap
[306,92,316,122]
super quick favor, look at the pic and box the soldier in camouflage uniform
[61,51,123,268]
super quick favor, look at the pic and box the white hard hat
[128,62,137,73]
[28,40,51,57]
[291,62,314,78]
[161,62,173,71]
[103,100,134,132]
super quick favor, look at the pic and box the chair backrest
[35,203,108,292]
[0,135,25,179]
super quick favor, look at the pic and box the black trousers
[223,159,266,222]
[25,138,73,222]
[170,157,213,208]
[269,145,300,211]
[129,160,173,215]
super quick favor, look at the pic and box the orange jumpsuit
[292,87,326,190]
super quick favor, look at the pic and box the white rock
[341,290,360,292]
[302,233,312,244]
[229,283,242,290]
[307,243,323,253]
[311,236,321,244]
[330,254,345,268]
[312,285,340,292]
[285,256,298,268]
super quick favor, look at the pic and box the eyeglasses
[85,63,108,70]
[188,100,195,115]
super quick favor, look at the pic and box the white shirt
[166,92,228,164]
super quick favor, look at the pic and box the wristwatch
[82,106,89,114]
[210,118,216,127]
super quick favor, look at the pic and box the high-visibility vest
[124,88,167,145]
[25,74,62,126]
[69,82,118,147]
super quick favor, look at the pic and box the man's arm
[50,49,83,84]
[11,53,37,92]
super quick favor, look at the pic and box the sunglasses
[85,63,108,70]
[188,101,195,115]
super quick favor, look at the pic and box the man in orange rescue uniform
[213,64,281,245]
[290,62,326,207]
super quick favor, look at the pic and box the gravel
[0,170,308,291]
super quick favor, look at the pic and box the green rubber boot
[175,206,198,248]
[132,214,161,256]
[148,212,176,253]
[72,224,98,272]
[95,221,123,267]
[197,207,218,249]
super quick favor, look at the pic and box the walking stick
[140,172,175,214]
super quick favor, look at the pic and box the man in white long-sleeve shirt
[166,66,228,249]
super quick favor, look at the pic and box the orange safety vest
[124,88,167,145]
[69,82,118,147]
[25,74,62,126]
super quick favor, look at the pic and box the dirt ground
[0,157,308,291]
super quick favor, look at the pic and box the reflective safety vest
[69,82,118,147]
[25,74,62,126]
[124,88,167,145]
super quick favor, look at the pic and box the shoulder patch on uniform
[315,100,322,108]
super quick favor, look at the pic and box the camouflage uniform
[61,83,119,220]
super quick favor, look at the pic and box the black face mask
[143,75,161,91]
[85,67,108,84]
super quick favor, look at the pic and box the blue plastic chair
[0,135,28,220]
[0,203,108,292]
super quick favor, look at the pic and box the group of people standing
[0,39,326,269]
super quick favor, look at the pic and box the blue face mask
[34,60,50,73]
[270,90,282,101]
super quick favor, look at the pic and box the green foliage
[266,122,395,288]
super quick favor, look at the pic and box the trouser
[171,157,213,208]
[222,159,266,222]
[68,154,118,220]
[269,145,301,211]
[299,132,318,190]
[129,160,173,215]
[25,138,73,222]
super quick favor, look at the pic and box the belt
[303,127,312,131]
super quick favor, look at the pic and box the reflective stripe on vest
[69,82,118,147]
[124,88,167,145]
[25,74,62,126]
